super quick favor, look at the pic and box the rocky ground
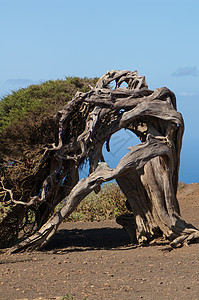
[0,183,199,300]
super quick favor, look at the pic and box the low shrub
[56,182,128,222]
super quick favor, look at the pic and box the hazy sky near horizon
[1,0,199,183]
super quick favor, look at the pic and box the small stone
[104,283,110,287]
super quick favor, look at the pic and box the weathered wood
[2,69,199,253]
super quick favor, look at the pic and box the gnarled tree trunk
[2,70,199,253]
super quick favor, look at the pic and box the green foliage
[0,203,11,222]
[62,294,74,300]
[0,76,98,131]
[178,181,187,191]
[56,182,128,222]
[0,76,98,171]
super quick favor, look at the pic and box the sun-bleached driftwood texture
[2,70,199,253]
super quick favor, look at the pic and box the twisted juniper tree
[1,70,199,253]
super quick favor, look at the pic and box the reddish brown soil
[1,183,199,300]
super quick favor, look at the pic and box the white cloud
[172,66,199,77]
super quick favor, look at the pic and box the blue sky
[1,0,199,183]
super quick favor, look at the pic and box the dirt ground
[0,183,199,300]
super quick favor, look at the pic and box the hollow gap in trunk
[102,129,141,169]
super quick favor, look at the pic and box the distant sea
[177,95,199,183]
